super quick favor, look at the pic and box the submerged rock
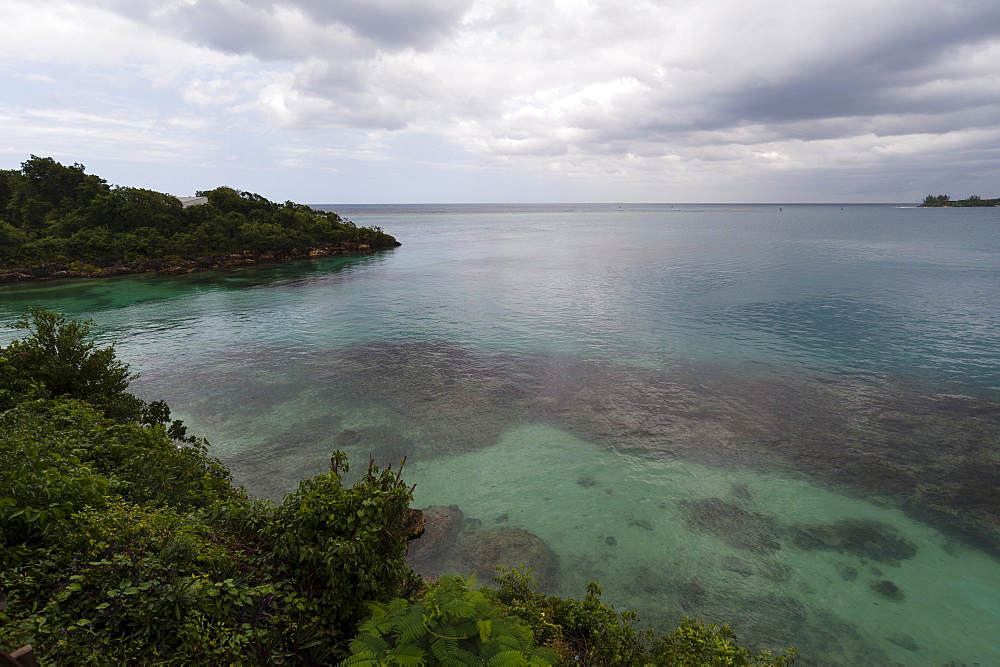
[681,497,782,554]
[760,561,793,583]
[792,518,917,565]
[869,579,905,601]
[405,504,464,577]
[722,555,753,576]
[834,562,858,581]
[627,515,654,531]
[887,633,919,652]
[463,527,559,590]
[678,579,707,612]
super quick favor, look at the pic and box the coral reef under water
[680,497,783,555]
[791,518,918,565]
[145,340,1000,560]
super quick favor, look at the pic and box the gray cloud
[6,0,1000,200]
[291,0,473,49]
[107,0,471,55]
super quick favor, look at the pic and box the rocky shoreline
[0,240,400,283]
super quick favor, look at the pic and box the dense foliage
[0,156,398,271]
[0,310,795,664]
[346,574,557,666]
[921,193,999,207]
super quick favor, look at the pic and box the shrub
[267,453,419,648]
[345,574,557,666]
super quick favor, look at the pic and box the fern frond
[387,643,427,666]
[430,635,459,660]
[341,649,387,666]
[442,655,478,667]
[477,618,493,643]
[486,649,530,666]
[397,609,427,646]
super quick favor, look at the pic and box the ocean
[2,203,998,663]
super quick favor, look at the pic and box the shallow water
[1,203,998,663]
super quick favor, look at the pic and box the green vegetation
[0,156,398,277]
[345,574,557,665]
[921,193,999,207]
[1,310,795,664]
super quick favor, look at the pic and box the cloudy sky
[1,0,998,203]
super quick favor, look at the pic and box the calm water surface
[2,203,998,664]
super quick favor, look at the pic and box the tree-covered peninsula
[920,194,1000,207]
[0,156,399,282]
[0,309,795,665]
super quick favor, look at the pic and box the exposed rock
[869,579,905,601]
[681,497,782,554]
[405,504,464,577]
[464,527,559,590]
[792,519,917,565]
[403,509,425,541]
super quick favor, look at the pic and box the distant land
[0,156,400,282]
[920,194,1000,207]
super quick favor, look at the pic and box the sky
[1,0,998,204]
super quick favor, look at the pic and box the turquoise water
[2,203,998,663]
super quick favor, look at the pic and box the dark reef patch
[681,497,782,554]
[834,562,858,581]
[627,515,654,531]
[887,633,919,652]
[721,555,753,576]
[792,519,917,565]
[760,561,793,583]
[869,579,905,601]
[140,341,1000,560]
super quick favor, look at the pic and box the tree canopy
[921,193,999,207]
[0,156,398,274]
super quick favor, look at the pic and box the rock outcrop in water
[405,504,464,577]
[404,505,560,591]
